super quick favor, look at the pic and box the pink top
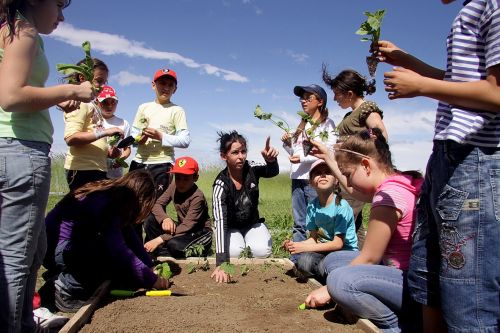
[372,173,423,270]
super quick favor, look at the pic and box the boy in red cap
[144,156,212,258]
[129,68,191,240]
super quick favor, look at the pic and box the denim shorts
[408,140,500,333]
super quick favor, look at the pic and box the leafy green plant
[355,9,386,77]
[297,111,330,155]
[134,117,150,142]
[57,41,95,86]
[114,157,129,168]
[154,262,172,280]
[220,262,236,276]
[240,264,250,276]
[254,105,291,133]
[184,243,210,274]
[108,133,121,147]
[238,246,253,259]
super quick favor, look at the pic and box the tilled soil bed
[79,259,365,333]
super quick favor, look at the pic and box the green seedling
[254,105,291,133]
[238,246,253,259]
[240,264,250,276]
[184,243,209,274]
[220,262,236,276]
[57,41,95,86]
[154,262,172,280]
[113,157,129,168]
[134,117,150,142]
[108,133,121,147]
[355,9,386,77]
[298,303,307,310]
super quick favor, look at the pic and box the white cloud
[286,49,309,64]
[50,23,249,83]
[110,71,150,86]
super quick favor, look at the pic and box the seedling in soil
[154,262,172,280]
[240,264,250,276]
[238,246,253,259]
[298,303,307,310]
[220,262,236,276]
[355,9,386,77]
[185,244,210,274]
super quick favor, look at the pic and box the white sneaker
[33,307,69,329]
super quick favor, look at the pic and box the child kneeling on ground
[42,170,169,313]
[283,159,357,283]
[144,156,213,258]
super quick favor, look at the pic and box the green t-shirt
[0,25,53,144]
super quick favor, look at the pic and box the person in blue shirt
[283,159,357,283]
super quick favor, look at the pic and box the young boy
[143,156,212,258]
[377,1,500,331]
[283,159,357,283]
[130,68,190,196]
[130,68,190,239]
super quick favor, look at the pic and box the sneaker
[33,307,69,329]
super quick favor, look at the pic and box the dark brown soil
[80,260,364,333]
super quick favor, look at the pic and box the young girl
[63,59,125,190]
[43,170,169,313]
[98,85,131,179]
[281,84,336,263]
[322,66,388,141]
[322,66,389,243]
[305,128,423,332]
[0,1,94,331]
[283,159,357,283]
[211,131,279,283]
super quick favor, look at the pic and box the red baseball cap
[97,86,118,102]
[153,68,177,84]
[169,156,199,175]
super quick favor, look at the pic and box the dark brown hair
[70,169,156,226]
[1,0,72,41]
[217,130,247,155]
[322,64,376,97]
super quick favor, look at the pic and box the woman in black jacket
[211,131,279,283]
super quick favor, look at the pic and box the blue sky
[43,0,463,172]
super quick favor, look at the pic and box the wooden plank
[59,280,110,333]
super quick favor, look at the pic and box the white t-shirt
[103,116,131,178]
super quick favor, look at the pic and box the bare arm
[0,23,94,112]
[350,206,399,266]
[65,127,123,146]
[376,40,445,80]
[365,113,388,141]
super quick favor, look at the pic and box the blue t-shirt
[306,195,358,251]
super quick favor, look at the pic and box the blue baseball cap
[293,84,328,108]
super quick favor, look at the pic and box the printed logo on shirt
[250,183,256,189]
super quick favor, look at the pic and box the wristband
[94,129,105,140]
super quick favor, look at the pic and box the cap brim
[97,96,118,102]
[154,74,177,83]
[168,169,196,175]
[293,86,307,97]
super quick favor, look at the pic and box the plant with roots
[296,111,331,156]
[355,9,386,77]
[185,244,210,274]
[254,105,292,133]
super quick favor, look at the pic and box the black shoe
[54,288,87,313]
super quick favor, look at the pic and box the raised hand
[261,136,279,162]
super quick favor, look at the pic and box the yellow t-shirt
[132,101,188,163]
[63,103,108,171]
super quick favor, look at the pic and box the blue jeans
[0,138,51,333]
[408,141,500,333]
[328,264,414,333]
[296,252,327,283]
[291,179,317,262]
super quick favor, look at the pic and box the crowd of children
[0,0,498,332]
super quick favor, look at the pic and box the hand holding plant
[355,9,386,77]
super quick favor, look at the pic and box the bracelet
[94,129,105,140]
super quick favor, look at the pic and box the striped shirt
[434,0,500,147]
